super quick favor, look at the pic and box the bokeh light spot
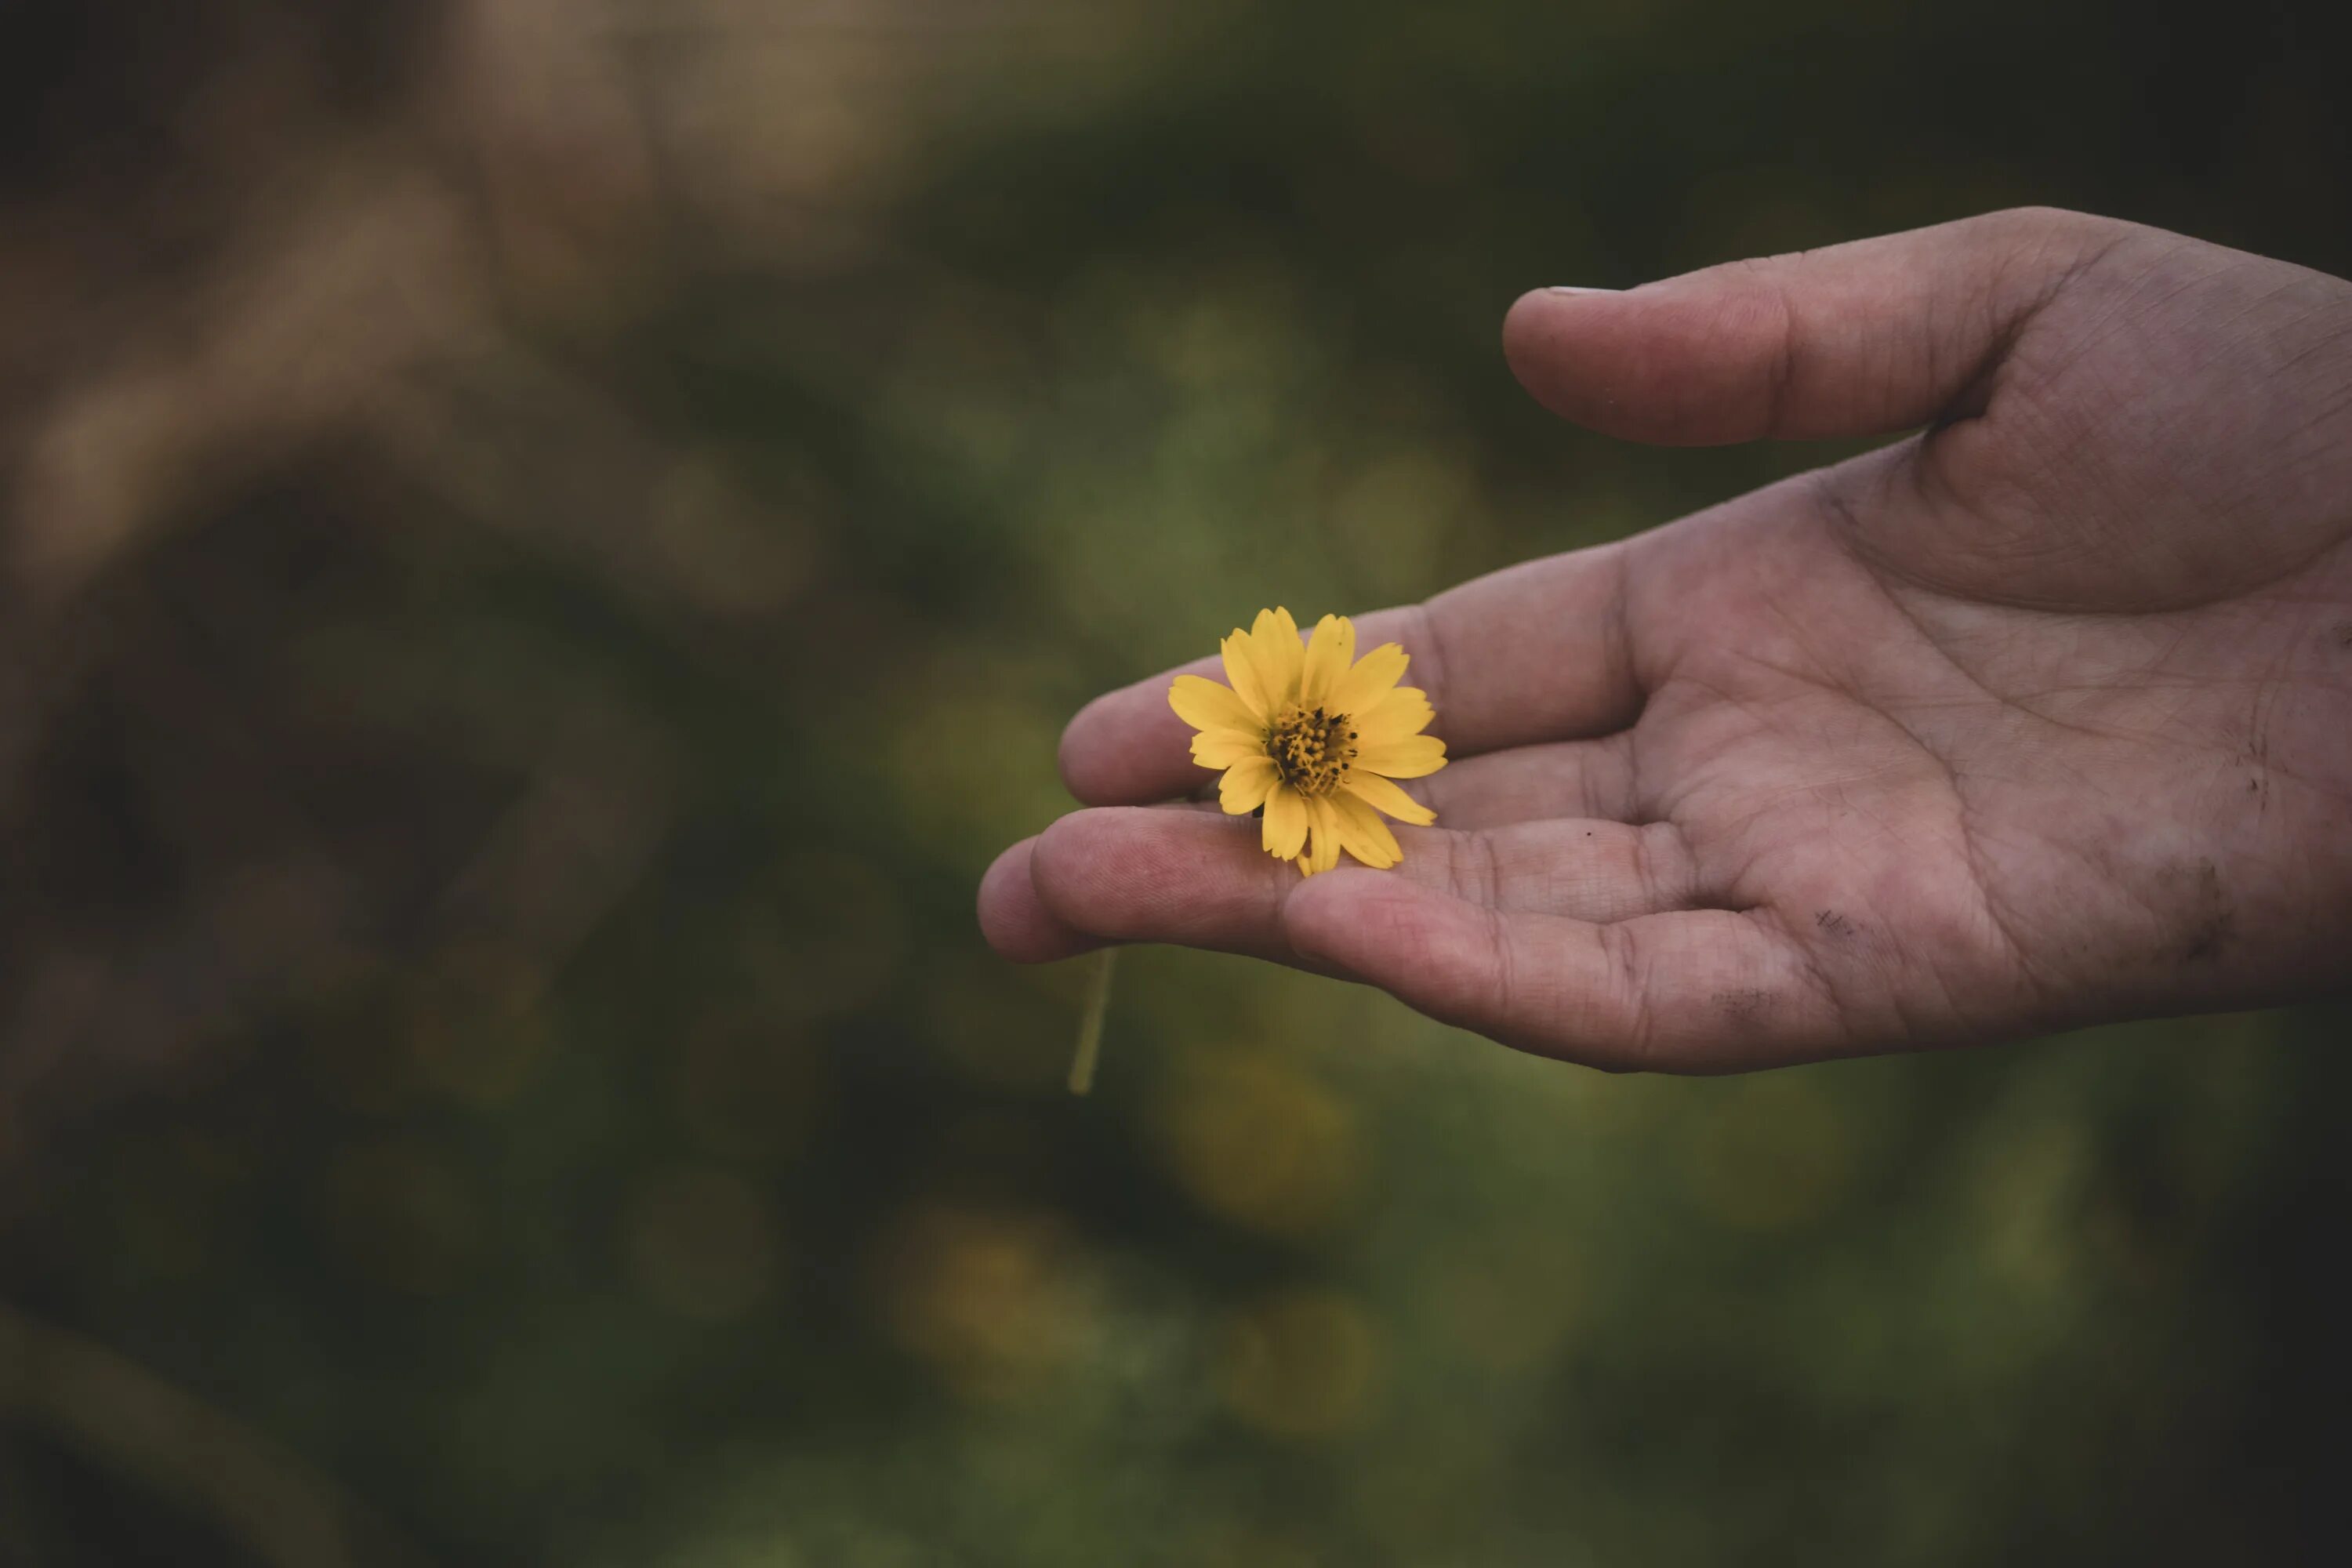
[1149,1047,1367,1237]
[1216,1287,1383,1441]
[871,1206,1091,1403]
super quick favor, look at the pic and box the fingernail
[1546,285,1620,295]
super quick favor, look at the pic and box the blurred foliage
[2,1,2349,1563]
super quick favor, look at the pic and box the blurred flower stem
[1068,948,1118,1096]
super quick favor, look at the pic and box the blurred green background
[2,2,2349,1563]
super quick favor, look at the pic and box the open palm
[981,209,2352,1070]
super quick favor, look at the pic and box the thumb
[1502,206,2125,445]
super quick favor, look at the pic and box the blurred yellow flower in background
[1170,608,1446,875]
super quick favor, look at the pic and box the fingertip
[978,837,1102,964]
[1057,684,1203,805]
[1027,809,1145,935]
[1501,281,1752,445]
[1026,810,1101,913]
[1054,691,1116,802]
[1500,285,1570,368]
[1033,805,1297,956]
[1508,212,2131,448]
[1501,284,1610,355]
[1500,285,1653,437]
[1029,805,1237,920]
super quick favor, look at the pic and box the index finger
[1058,541,1642,805]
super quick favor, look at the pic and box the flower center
[1266,703,1356,797]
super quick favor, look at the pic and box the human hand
[978,208,2352,1070]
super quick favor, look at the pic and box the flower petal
[1343,769,1436,826]
[1217,755,1279,814]
[1328,789,1402,868]
[1330,641,1409,717]
[1299,614,1357,708]
[1170,673,1258,735]
[1250,607,1305,710]
[1191,728,1266,769]
[1356,733,1448,779]
[1355,684,1434,744]
[1220,632,1270,722]
[1261,782,1309,860]
[1300,796,1343,876]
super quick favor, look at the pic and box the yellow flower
[1169,608,1446,876]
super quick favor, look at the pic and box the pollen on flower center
[1266,703,1356,797]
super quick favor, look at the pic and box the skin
[977,207,2352,1072]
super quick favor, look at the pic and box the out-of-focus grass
[2,2,2349,1564]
